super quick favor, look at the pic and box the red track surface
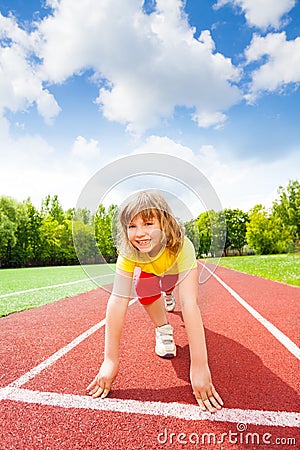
[1,264,299,449]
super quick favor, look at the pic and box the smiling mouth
[136,239,151,246]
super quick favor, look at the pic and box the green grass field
[211,253,300,287]
[1,254,299,317]
[0,264,115,317]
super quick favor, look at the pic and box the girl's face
[127,213,163,256]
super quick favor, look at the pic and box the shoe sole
[155,347,177,358]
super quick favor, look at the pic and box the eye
[128,224,136,229]
[146,222,154,226]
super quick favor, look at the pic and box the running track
[0,263,299,449]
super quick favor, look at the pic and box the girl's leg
[161,274,178,312]
[135,271,168,327]
[160,274,178,294]
[135,271,176,358]
[142,296,168,327]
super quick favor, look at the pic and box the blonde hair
[117,190,184,260]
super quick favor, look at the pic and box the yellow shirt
[116,236,197,276]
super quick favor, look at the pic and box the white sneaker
[163,292,176,312]
[155,324,176,358]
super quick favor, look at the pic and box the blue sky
[0,0,299,216]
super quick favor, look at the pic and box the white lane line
[1,387,298,428]
[0,274,114,299]
[200,263,300,360]
[6,298,138,389]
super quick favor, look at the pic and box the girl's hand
[190,364,223,413]
[87,359,119,399]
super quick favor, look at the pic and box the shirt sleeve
[116,254,135,273]
[175,237,197,273]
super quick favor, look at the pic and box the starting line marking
[6,298,137,389]
[0,387,298,428]
[200,263,300,360]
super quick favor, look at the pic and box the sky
[0,0,299,218]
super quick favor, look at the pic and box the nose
[135,225,147,237]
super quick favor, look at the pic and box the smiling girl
[87,190,223,413]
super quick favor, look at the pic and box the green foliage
[272,180,300,242]
[185,180,298,257]
[94,204,118,263]
[223,209,249,255]
[72,219,99,264]
[246,205,294,255]
[245,180,299,255]
[0,179,298,267]
[0,195,118,268]
[0,197,19,266]
[186,210,226,257]
[185,211,211,257]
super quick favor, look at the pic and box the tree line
[0,180,299,268]
[186,180,299,257]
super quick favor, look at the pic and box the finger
[87,381,102,396]
[88,386,100,396]
[207,395,222,410]
[100,387,110,399]
[212,387,224,406]
[92,385,105,398]
[196,398,207,411]
[86,379,97,392]
[202,397,217,414]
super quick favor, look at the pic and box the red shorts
[135,270,178,305]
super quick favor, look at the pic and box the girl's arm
[178,267,223,413]
[87,268,133,399]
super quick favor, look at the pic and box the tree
[94,204,118,263]
[0,212,17,267]
[184,218,200,256]
[37,195,78,265]
[246,205,293,255]
[272,180,300,243]
[210,210,227,257]
[39,216,65,265]
[193,212,212,257]
[72,220,99,264]
[224,209,249,255]
[187,210,226,257]
[73,208,92,225]
[0,197,19,266]
[23,199,42,264]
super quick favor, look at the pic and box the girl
[87,190,223,413]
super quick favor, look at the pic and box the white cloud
[1,131,299,214]
[0,131,55,205]
[193,110,227,128]
[0,13,60,123]
[130,135,300,213]
[214,0,296,30]
[245,32,300,101]
[0,131,97,209]
[71,136,101,161]
[35,0,241,132]
[132,135,196,161]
